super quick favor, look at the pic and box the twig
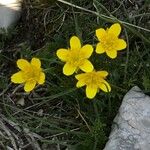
[123,28,130,82]
[0,120,18,150]
[57,0,150,33]
[0,83,12,97]
[76,108,91,132]
[48,127,80,138]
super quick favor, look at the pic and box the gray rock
[104,86,150,150]
[0,0,22,29]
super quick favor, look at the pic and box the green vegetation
[0,0,150,149]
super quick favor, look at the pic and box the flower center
[68,49,83,66]
[101,34,118,51]
[84,72,101,86]
[23,65,41,82]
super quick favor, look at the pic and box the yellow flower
[56,36,94,76]
[96,23,127,59]
[75,70,111,99]
[11,58,45,92]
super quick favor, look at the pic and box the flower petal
[31,58,41,69]
[17,59,30,71]
[56,49,69,61]
[116,39,127,50]
[99,80,111,92]
[108,23,121,37]
[70,36,81,50]
[76,80,86,88]
[11,71,25,83]
[86,85,97,99]
[96,28,106,41]
[24,80,36,92]
[96,43,105,54]
[38,72,45,84]
[79,60,93,72]
[106,50,117,59]
[63,63,76,76]
[80,44,93,58]
[75,73,86,80]
[97,71,108,78]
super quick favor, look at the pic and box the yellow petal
[75,73,86,80]
[106,50,117,59]
[108,23,121,37]
[17,59,30,71]
[31,58,41,69]
[96,43,105,54]
[11,71,25,83]
[24,80,36,92]
[63,63,76,76]
[70,36,81,50]
[116,39,127,50]
[56,49,69,61]
[99,80,111,92]
[38,72,45,84]
[86,85,97,99]
[80,44,93,58]
[79,60,94,72]
[76,80,86,88]
[96,28,106,41]
[97,71,108,77]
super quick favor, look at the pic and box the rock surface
[104,86,150,150]
[0,0,22,29]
